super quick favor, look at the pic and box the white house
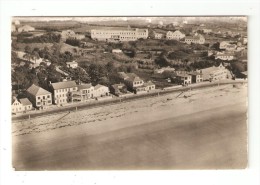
[154,32,164,39]
[66,61,78,68]
[93,84,110,97]
[166,30,185,40]
[112,49,123,53]
[12,98,33,113]
[215,53,234,61]
[185,34,205,44]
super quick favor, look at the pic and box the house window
[43,96,45,99]
[47,95,50,98]
[38,97,40,100]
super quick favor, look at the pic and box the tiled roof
[78,84,93,90]
[94,84,107,90]
[19,98,32,106]
[143,81,155,87]
[27,84,51,96]
[51,81,77,90]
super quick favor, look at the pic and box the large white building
[50,81,78,105]
[199,63,229,81]
[91,28,148,42]
[166,30,185,40]
[185,34,205,44]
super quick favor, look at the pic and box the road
[12,80,247,121]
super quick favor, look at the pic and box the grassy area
[16,43,53,51]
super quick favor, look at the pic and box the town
[11,17,247,115]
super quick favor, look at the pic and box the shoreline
[12,83,248,170]
[12,83,247,137]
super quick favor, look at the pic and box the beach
[12,84,248,170]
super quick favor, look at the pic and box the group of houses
[12,81,110,114]
[161,63,229,85]
[117,72,156,94]
[12,71,156,114]
[153,30,206,44]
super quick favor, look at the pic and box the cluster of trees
[65,38,81,47]
[79,61,136,86]
[17,32,61,43]
[230,61,247,77]
[12,63,62,90]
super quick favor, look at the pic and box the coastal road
[12,80,247,121]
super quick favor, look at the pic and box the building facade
[93,84,110,97]
[26,84,52,109]
[50,81,78,105]
[66,61,78,68]
[199,63,228,81]
[166,30,185,40]
[11,98,32,113]
[91,28,148,42]
[215,53,234,60]
[185,35,205,44]
[71,84,94,102]
[189,72,203,83]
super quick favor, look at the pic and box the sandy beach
[12,84,248,170]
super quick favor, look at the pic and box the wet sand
[12,84,248,170]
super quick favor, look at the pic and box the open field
[12,84,247,170]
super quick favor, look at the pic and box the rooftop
[51,81,77,90]
[77,83,93,90]
[94,84,107,90]
[27,84,51,96]
[19,98,32,106]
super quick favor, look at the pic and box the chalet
[26,84,52,109]
[12,98,32,113]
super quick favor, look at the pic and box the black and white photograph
[11,16,248,170]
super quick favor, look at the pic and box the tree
[24,45,32,54]
[155,56,169,67]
